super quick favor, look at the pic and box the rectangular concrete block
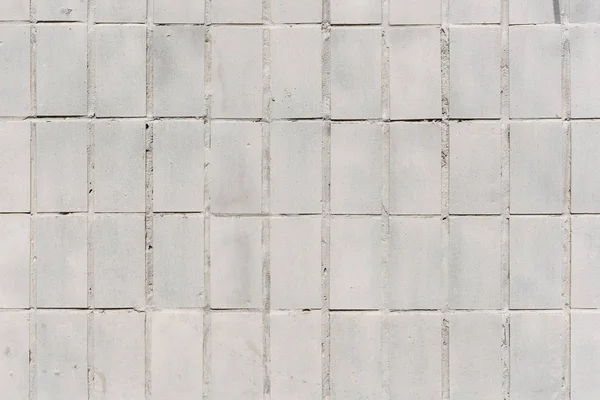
[211,0,262,23]
[151,311,203,400]
[449,121,502,215]
[510,26,562,118]
[94,120,145,212]
[210,217,262,309]
[572,121,600,213]
[331,123,382,214]
[389,217,442,310]
[0,312,29,399]
[0,0,29,20]
[389,122,441,214]
[211,27,262,118]
[270,311,321,399]
[331,28,381,119]
[211,312,262,399]
[450,26,501,118]
[572,216,600,308]
[449,313,503,400]
[94,0,146,22]
[36,0,86,21]
[510,121,565,214]
[270,27,322,118]
[36,24,87,116]
[153,120,204,212]
[510,312,565,400]
[0,215,29,308]
[449,0,500,23]
[36,121,88,212]
[571,0,600,22]
[510,216,564,309]
[389,0,440,24]
[93,214,145,308]
[93,311,145,400]
[36,215,87,308]
[154,0,204,23]
[389,27,441,119]
[210,121,262,214]
[449,217,502,309]
[270,217,322,310]
[270,121,322,214]
[509,0,558,24]
[571,26,600,118]
[153,215,204,308]
[0,25,30,117]
[572,311,600,399]
[95,25,146,117]
[330,217,382,310]
[331,312,382,400]
[0,122,30,212]
[271,0,321,22]
[389,313,441,400]
[37,311,87,400]
[153,26,204,117]
[331,0,381,24]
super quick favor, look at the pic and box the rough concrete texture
[1,0,599,399]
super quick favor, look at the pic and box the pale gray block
[572,121,600,213]
[0,122,30,212]
[94,120,145,212]
[211,312,262,399]
[449,0,500,23]
[572,216,600,308]
[572,311,600,399]
[94,311,145,400]
[270,217,322,309]
[0,215,29,308]
[95,25,146,117]
[210,121,262,214]
[0,25,30,117]
[330,312,382,400]
[330,123,382,214]
[510,216,564,309]
[449,313,503,400]
[449,121,502,215]
[36,24,87,116]
[154,0,204,23]
[271,27,322,118]
[450,26,501,118]
[36,215,87,308]
[94,0,146,22]
[510,0,559,24]
[571,26,600,118]
[271,0,322,22]
[389,217,442,310]
[331,28,381,119]
[211,27,262,118]
[36,0,86,21]
[211,0,262,23]
[36,121,87,212]
[153,215,204,308]
[510,26,562,118]
[37,311,87,400]
[331,0,381,23]
[0,0,29,20]
[389,0,440,24]
[151,311,203,400]
[153,26,204,117]
[0,312,29,399]
[449,217,502,309]
[389,313,442,400]
[389,27,442,119]
[510,312,565,400]
[93,214,145,308]
[330,218,382,310]
[270,311,322,399]
[510,121,565,213]
[153,120,204,212]
[571,0,600,22]
[390,122,441,214]
[210,217,262,309]
[270,121,322,213]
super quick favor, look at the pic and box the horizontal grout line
[6,212,600,217]
[1,307,598,312]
